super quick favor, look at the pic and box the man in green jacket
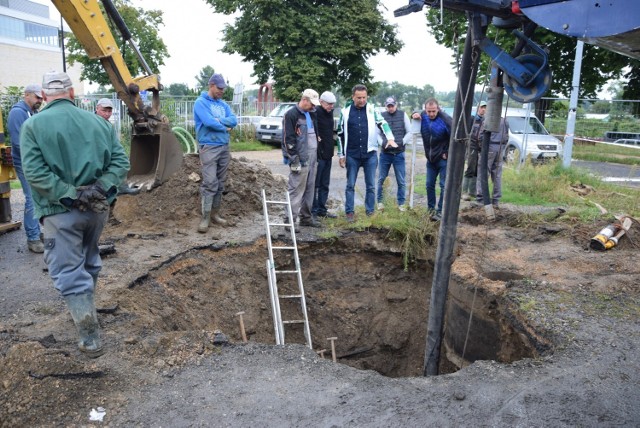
[21,71,130,358]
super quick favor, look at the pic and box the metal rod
[424,13,483,377]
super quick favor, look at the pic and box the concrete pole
[424,14,483,376]
[563,40,584,168]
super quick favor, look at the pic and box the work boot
[198,195,214,233]
[27,239,44,253]
[210,208,228,226]
[64,292,104,358]
[210,193,227,226]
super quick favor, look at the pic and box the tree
[371,81,435,111]
[65,0,169,87]
[205,0,402,100]
[424,9,632,99]
[166,83,192,97]
[195,66,215,93]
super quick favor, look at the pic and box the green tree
[195,65,216,93]
[371,81,435,111]
[205,0,402,101]
[424,9,631,99]
[65,0,169,87]
[166,83,192,96]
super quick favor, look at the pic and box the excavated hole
[118,232,542,377]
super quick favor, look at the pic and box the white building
[0,0,84,93]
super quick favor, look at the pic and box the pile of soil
[113,154,288,231]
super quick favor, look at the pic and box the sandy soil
[0,150,638,427]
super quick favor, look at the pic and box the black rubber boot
[64,292,104,358]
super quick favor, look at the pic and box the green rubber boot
[198,195,213,233]
[64,292,104,358]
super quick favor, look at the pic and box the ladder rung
[283,320,305,324]
[265,200,289,205]
[275,270,299,274]
[272,246,295,250]
[280,294,302,299]
[269,222,291,227]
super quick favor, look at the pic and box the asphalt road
[572,159,640,188]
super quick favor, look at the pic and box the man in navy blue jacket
[412,98,452,220]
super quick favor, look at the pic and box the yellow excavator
[52,0,183,191]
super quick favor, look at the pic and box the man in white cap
[95,98,114,121]
[21,71,129,357]
[7,83,44,253]
[311,91,340,220]
[282,88,322,229]
[193,72,237,233]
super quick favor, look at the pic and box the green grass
[230,140,274,152]
[10,180,21,190]
[572,143,640,166]
[500,160,640,220]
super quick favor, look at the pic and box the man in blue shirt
[193,73,237,233]
[7,84,44,253]
[337,84,396,221]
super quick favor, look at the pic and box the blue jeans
[12,145,41,241]
[345,152,378,215]
[312,158,332,216]
[426,158,447,214]
[377,152,406,206]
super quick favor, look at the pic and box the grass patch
[572,143,640,166]
[501,160,640,220]
[10,180,22,190]
[324,204,439,268]
[230,140,274,152]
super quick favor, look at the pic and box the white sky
[38,0,461,92]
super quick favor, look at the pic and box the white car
[503,108,563,164]
[255,102,296,145]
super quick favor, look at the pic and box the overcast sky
[39,0,461,92]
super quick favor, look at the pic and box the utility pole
[563,40,584,168]
[424,13,483,376]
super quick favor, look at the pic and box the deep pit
[112,230,542,377]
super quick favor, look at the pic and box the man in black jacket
[312,91,339,219]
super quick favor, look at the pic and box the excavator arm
[52,0,183,190]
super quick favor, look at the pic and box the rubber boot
[210,193,227,226]
[64,292,104,358]
[461,177,471,200]
[198,195,213,233]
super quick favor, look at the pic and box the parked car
[255,102,296,145]
[612,138,640,147]
[503,108,563,164]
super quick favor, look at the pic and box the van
[503,108,563,164]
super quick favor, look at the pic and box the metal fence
[2,94,638,148]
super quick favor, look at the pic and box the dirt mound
[112,154,287,231]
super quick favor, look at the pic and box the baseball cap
[96,98,114,108]
[479,100,487,107]
[42,71,73,90]
[320,91,336,104]
[25,84,42,98]
[385,97,397,106]
[302,89,321,106]
[208,73,227,89]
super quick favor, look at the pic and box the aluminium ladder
[261,189,312,349]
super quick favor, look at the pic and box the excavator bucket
[127,124,184,190]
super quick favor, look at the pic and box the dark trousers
[312,158,332,216]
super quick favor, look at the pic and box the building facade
[0,0,84,93]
